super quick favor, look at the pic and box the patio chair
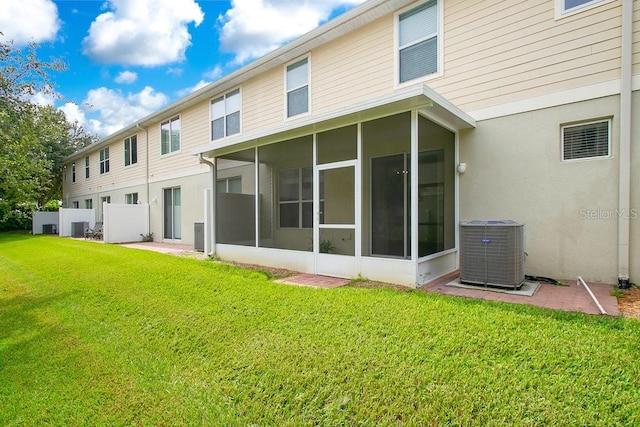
[84,222,103,240]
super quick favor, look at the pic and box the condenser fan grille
[459,220,525,289]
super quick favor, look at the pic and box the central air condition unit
[459,220,525,289]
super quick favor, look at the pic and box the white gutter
[136,123,151,235]
[618,0,633,286]
[578,276,606,315]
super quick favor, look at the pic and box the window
[124,135,137,166]
[562,119,610,161]
[211,89,240,140]
[279,167,313,228]
[71,162,76,183]
[125,193,139,204]
[286,58,309,117]
[398,0,439,84]
[161,116,181,155]
[101,196,111,204]
[85,156,89,179]
[216,177,242,194]
[561,0,606,14]
[84,199,92,209]
[100,147,110,174]
[72,201,79,209]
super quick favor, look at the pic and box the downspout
[136,123,150,235]
[198,153,216,256]
[617,0,633,287]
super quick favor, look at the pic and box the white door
[315,161,357,278]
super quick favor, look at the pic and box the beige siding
[242,67,285,134]
[147,103,210,179]
[434,0,623,111]
[634,0,640,75]
[312,15,395,115]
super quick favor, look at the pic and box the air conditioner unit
[459,220,525,289]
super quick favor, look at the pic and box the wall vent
[459,220,525,289]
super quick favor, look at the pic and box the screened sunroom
[196,87,475,286]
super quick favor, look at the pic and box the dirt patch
[617,286,640,320]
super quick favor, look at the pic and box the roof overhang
[193,84,476,158]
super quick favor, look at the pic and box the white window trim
[284,55,311,120]
[560,118,612,162]
[124,135,138,167]
[555,0,614,19]
[210,87,242,141]
[99,147,110,174]
[394,0,444,88]
[84,156,90,179]
[278,166,314,229]
[160,115,182,156]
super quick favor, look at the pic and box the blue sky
[1,0,365,138]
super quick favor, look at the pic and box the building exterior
[62,0,639,287]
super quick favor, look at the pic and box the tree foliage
[0,38,97,230]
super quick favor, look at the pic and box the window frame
[395,0,442,86]
[285,56,310,119]
[85,156,90,179]
[124,135,138,166]
[84,199,92,209]
[555,0,612,18]
[211,88,241,141]
[216,176,242,194]
[160,116,181,156]
[99,147,110,174]
[71,162,76,183]
[561,118,612,162]
[125,192,139,204]
[278,166,314,229]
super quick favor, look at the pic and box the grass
[1,233,640,425]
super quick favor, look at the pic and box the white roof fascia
[193,84,476,157]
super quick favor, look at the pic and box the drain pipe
[578,276,606,315]
[617,0,633,288]
[198,153,216,256]
[136,123,151,235]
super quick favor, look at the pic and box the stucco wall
[459,95,621,283]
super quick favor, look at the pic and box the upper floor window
[561,0,606,14]
[561,119,610,161]
[286,57,309,117]
[85,156,90,179]
[71,162,76,183]
[161,116,181,155]
[398,0,439,84]
[124,135,138,166]
[99,148,110,174]
[211,89,240,140]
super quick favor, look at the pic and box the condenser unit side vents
[459,220,525,289]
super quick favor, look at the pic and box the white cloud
[64,86,168,137]
[0,0,60,45]
[218,0,366,64]
[177,80,211,97]
[82,0,204,66]
[115,71,138,84]
[29,90,56,107]
[204,65,224,81]
[59,102,87,126]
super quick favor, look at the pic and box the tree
[0,37,97,230]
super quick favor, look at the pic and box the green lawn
[1,233,639,426]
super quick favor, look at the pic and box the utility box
[460,220,525,289]
[194,222,204,252]
[71,221,89,238]
[42,224,57,234]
